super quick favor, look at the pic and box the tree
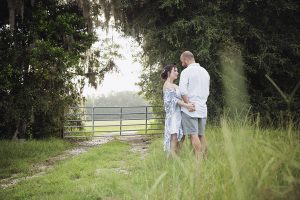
[0,0,119,139]
[102,0,300,126]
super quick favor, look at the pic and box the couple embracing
[161,51,210,159]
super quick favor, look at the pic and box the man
[179,51,210,159]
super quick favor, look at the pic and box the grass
[129,123,300,200]
[1,119,300,199]
[0,138,74,179]
[0,140,140,200]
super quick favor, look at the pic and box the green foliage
[105,0,300,126]
[220,44,250,117]
[0,0,118,138]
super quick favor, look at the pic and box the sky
[82,26,143,98]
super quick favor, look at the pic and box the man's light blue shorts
[181,112,207,135]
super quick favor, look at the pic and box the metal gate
[63,106,164,139]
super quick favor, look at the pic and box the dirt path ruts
[0,138,112,189]
[0,135,158,189]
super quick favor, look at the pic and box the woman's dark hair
[160,64,176,80]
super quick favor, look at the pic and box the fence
[63,106,164,139]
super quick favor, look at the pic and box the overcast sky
[82,26,143,98]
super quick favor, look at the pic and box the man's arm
[179,71,189,103]
[179,70,195,112]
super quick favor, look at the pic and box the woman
[161,64,195,155]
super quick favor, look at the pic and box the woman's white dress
[163,87,183,152]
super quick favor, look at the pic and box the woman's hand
[186,102,195,112]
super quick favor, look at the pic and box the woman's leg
[170,134,178,155]
[177,135,185,153]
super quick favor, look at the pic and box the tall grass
[1,120,299,199]
[132,119,300,200]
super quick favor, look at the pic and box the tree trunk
[12,120,19,140]
[7,0,16,29]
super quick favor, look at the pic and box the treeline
[83,91,150,120]
[85,91,148,107]
[103,0,300,127]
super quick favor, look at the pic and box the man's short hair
[181,51,195,60]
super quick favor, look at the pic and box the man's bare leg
[199,135,208,156]
[190,134,202,159]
